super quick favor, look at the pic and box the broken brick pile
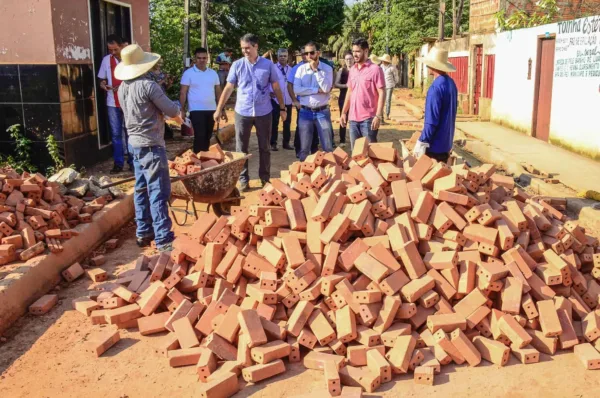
[70,137,600,397]
[169,144,227,177]
[0,168,117,266]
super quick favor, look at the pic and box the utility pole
[201,0,208,49]
[183,0,190,67]
[452,0,457,39]
[438,0,446,42]
[385,0,390,54]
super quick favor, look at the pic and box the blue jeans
[298,108,333,161]
[349,117,378,151]
[107,106,132,168]
[130,145,174,248]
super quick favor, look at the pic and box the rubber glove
[413,140,429,158]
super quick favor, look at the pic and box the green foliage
[46,134,64,176]
[0,124,37,173]
[326,5,364,58]
[281,0,345,50]
[495,0,559,31]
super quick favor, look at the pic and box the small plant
[0,124,37,173]
[46,134,64,176]
[496,0,560,31]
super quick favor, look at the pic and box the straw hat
[369,54,381,65]
[418,46,456,73]
[378,54,392,63]
[115,44,161,81]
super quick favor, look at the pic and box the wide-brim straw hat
[379,54,392,63]
[418,46,456,73]
[115,44,161,81]
[369,54,381,65]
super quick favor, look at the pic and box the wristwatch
[280,108,287,112]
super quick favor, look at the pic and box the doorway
[89,0,133,148]
[532,36,555,142]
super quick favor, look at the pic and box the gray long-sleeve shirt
[118,75,180,148]
[381,64,399,89]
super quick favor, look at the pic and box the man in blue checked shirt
[214,33,287,192]
[293,42,334,161]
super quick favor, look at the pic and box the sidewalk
[456,121,600,194]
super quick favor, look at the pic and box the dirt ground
[2,100,600,397]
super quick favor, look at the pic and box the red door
[533,38,555,142]
[473,46,483,115]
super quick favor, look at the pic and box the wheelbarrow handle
[99,176,136,189]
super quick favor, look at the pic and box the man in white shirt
[293,42,334,161]
[270,49,293,151]
[379,54,399,121]
[97,34,132,174]
[179,47,223,152]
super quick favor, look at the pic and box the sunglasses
[303,51,317,56]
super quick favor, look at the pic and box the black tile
[23,104,62,141]
[19,65,59,103]
[81,64,95,99]
[0,65,21,103]
[0,104,24,142]
[83,98,97,133]
[70,65,85,101]
[58,64,72,103]
[60,101,74,138]
[64,132,110,167]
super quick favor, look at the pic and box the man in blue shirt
[414,47,458,163]
[293,42,334,161]
[214,34,286,192]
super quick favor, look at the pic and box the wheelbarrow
[100,151,251,226]
[168,151,251,225]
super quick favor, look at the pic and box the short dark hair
[240,33,259,46]
[107,34,123,45]
[304,41,320,51]
[225,48,233,53]
[194,47,208,56]
[352,38,369,50]
[343,51,353,57]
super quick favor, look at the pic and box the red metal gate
[474,46,483,114]
[448,56,468,94]
[484,54,495,99]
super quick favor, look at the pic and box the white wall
[549,17,600,157]
[491,23,558,133]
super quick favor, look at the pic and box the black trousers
[190,110,215,152]
[270,100,292,146]
[293,106,319,156]
[338,92,347,144]
[425,150,450,163]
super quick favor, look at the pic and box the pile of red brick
[169,144,226,177]
[0,168,113,266]
[73,137,600,397]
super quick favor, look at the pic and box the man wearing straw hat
[115,44,184,251]
[413,46,458,163]
[378,54,399,121]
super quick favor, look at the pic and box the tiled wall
[0,64,111,170]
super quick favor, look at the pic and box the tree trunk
[455,0,465,36]
[452,0,457,39]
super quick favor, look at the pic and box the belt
[301,105,329,112]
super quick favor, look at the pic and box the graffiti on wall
[555,16,600,78]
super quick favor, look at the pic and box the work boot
[283,144,294,150]
[110,165,123,175]
[136,235,154,248]
[271,144,278,151]
[260,179,270,187]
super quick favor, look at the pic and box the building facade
[0,0,150,168]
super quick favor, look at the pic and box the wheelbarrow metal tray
[170,152,251,204]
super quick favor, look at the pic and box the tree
[495,0,559,31]
[326,5,364,58]
[281,0,346,50]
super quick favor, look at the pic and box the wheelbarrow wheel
[211,188,241,217]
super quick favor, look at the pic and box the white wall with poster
[550,16,600,159]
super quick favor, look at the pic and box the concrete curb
[0,194,134,334]
[455,126,600,231]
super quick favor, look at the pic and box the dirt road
[1,110,599,397]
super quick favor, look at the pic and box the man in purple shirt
[214,33,286,191]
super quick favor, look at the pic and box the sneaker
[283,144,294,150]
[157,242,174,252]
[240,181,250,192]
[338,142,347,148]
[109,165,123,174]
[136,235,154,248]
[271,144,278,151]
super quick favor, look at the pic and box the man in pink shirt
[340,38,385,150]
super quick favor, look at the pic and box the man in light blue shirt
[270,48,293,151]
[293,42,334,161]
[214,33,286,191]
